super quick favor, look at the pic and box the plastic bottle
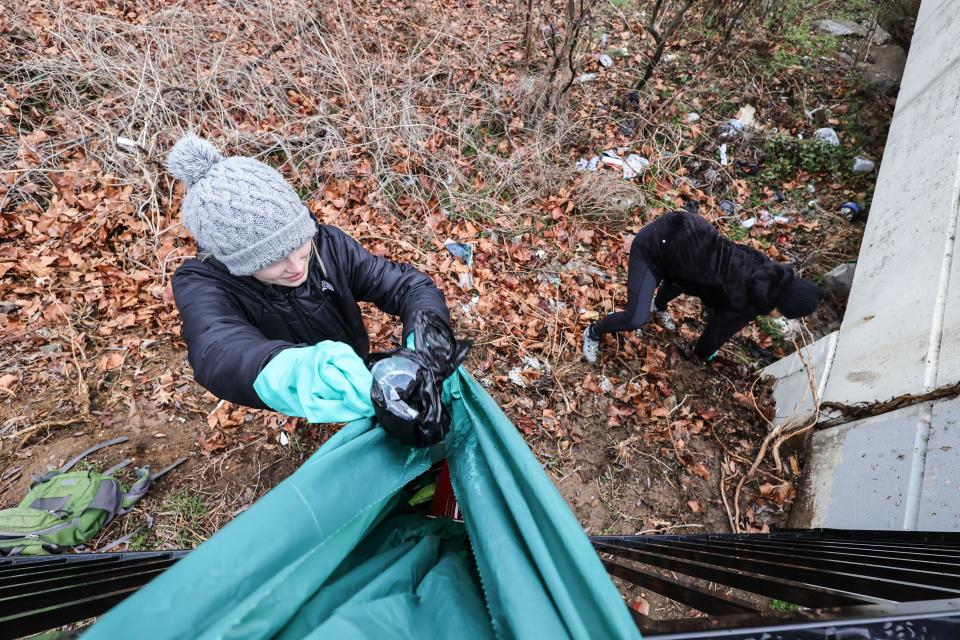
[371,355,421,420]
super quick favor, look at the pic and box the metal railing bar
[0,567,168,617]
[602,559,758,616]
[686,538,960,572]
[593,541,878,608]
[602,540,959,601]
[0,558,178,599]
[723,537,960,560]
[640,597,960,639]
[648,539,960,587]
[0,587,138,639]
[0,556,179,586]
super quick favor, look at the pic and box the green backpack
[0,437,184,556]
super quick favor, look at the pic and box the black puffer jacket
[637,211,794,357]
[172,223,449,409]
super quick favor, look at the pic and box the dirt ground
[0,304,788,552]
[0,0,904,624]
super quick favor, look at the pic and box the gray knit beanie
[166,134,316,276]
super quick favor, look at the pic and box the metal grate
[4,530,960,638]
[0,550,187,639]
[594,528,960,638]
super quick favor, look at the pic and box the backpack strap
[58,437,130,473]
[31,437,130,488]
[103,459,132,477]
[119,468,151,513]
[117,458,186,514]
[97,514,154,552]
[151,458,187,482]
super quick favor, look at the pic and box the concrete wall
[771,0,960,531]
[821,0,960,407]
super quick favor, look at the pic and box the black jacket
[636,211,793,357]
[172,223,449,409]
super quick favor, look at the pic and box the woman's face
[252,240,312,287]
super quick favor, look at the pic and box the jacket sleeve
[328,227,450,337]
[173,265,294,409]
[694,310,753,359]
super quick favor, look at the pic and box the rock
[598,53,613,68]
[815,17,892,44]
[812,18,865,37]
[686,112,700,123]
[836,51,856,66]
[824,263,856,298]
[868,23,893,45]
[575,73,598,83]
[814,127,840,146]
[852,157,876,173]
[859,44,907,95]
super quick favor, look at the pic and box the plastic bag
[369,310,471,447]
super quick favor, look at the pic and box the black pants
[591,249,683,338]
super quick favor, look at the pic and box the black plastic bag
[368,310,471,447]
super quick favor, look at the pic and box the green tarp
[86,370,640,639]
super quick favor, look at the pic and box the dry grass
[1,0,639,242]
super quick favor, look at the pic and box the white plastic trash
[599,54,613,68]
[624,154,650,177]
[814,127,840,146]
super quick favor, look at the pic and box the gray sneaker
[583,326,600,364]
[655,311,677,332]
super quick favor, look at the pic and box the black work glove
[412,310,471,380]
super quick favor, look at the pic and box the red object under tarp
[429,460,461,520]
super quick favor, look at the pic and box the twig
[720,458,737,532]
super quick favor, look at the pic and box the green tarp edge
[85,369,640,640]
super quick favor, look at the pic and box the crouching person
[583,211,824,364]
[167,134,450,428]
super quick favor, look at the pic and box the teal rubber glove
[253,341,375,423]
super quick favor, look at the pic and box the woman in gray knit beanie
[168,134,452,433]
